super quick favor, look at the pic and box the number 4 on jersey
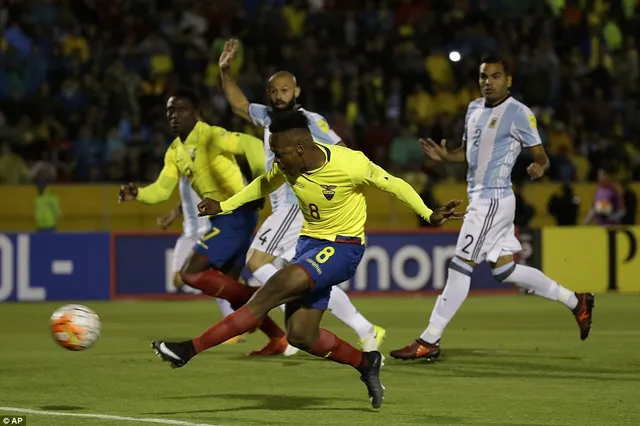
[258,229,271,245]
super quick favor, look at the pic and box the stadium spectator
[0,140,29,184]
[0,0,637,193]
[548,183,581,226]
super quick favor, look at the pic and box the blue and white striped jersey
[463,96,541,201]
[248,104,341,212]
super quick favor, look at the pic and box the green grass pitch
[1,294,639,425]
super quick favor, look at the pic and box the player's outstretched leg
[390,257,472,361]
[179,252,286,348]
[491,258,595,340]
[284,302,385,409]
[152,263,317,368]
[215,298,246,344]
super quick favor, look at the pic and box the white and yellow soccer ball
[50,304,101,351]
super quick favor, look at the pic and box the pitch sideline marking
[0,407,220,426]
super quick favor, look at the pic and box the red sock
[181,270,254,306]
[193,306,259,353]
[308,328,364,370]
[183,272,286,340]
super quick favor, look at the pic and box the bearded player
[390,56,595,361]
[151,110,465,408]
[119,89,287,348]
[219,38,385,356]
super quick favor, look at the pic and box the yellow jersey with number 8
[220,143,434,243]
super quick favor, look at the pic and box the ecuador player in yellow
[151,111,463,409]
[119,89,287,345]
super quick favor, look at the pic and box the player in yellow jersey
[119,89,286,345]
[151,111,464,409]
[156,129,266,344]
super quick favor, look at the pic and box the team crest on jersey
[320,184,337,200]
[489,116,499,129]
[189,148,196,160]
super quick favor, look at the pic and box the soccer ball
[50,304,101,351]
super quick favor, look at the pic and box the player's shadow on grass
[152,393,377,413]
[431,347,583,361]
[389,360,640,382]
[207,352,328,367]
[426,348,640,376]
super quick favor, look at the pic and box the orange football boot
[389,339,440,361]
[247,336,288,356]
[572,292,595,340]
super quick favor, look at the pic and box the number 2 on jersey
[309,203,321,220]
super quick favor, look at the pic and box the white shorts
[455,195,522,264]
[249,205,303,262]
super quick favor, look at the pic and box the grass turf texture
[1,294,639,425]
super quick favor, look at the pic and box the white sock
[216,298,234,317]
[498,263,578,310]
[328,285,374,339]
[252,263,279,286]
[420,258,472,344]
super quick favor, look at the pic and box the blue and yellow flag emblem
[320,185,337,200]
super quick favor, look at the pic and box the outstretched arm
[351,153,463,225]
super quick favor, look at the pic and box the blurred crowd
[1,0,640,189]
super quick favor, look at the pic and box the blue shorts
[292,236,365,310]
[193,205,258,272]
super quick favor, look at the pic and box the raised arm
[219,39,251,122]
[136,150,179,204]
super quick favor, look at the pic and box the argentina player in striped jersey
[390,56,595,361]
[219,38,385,356]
